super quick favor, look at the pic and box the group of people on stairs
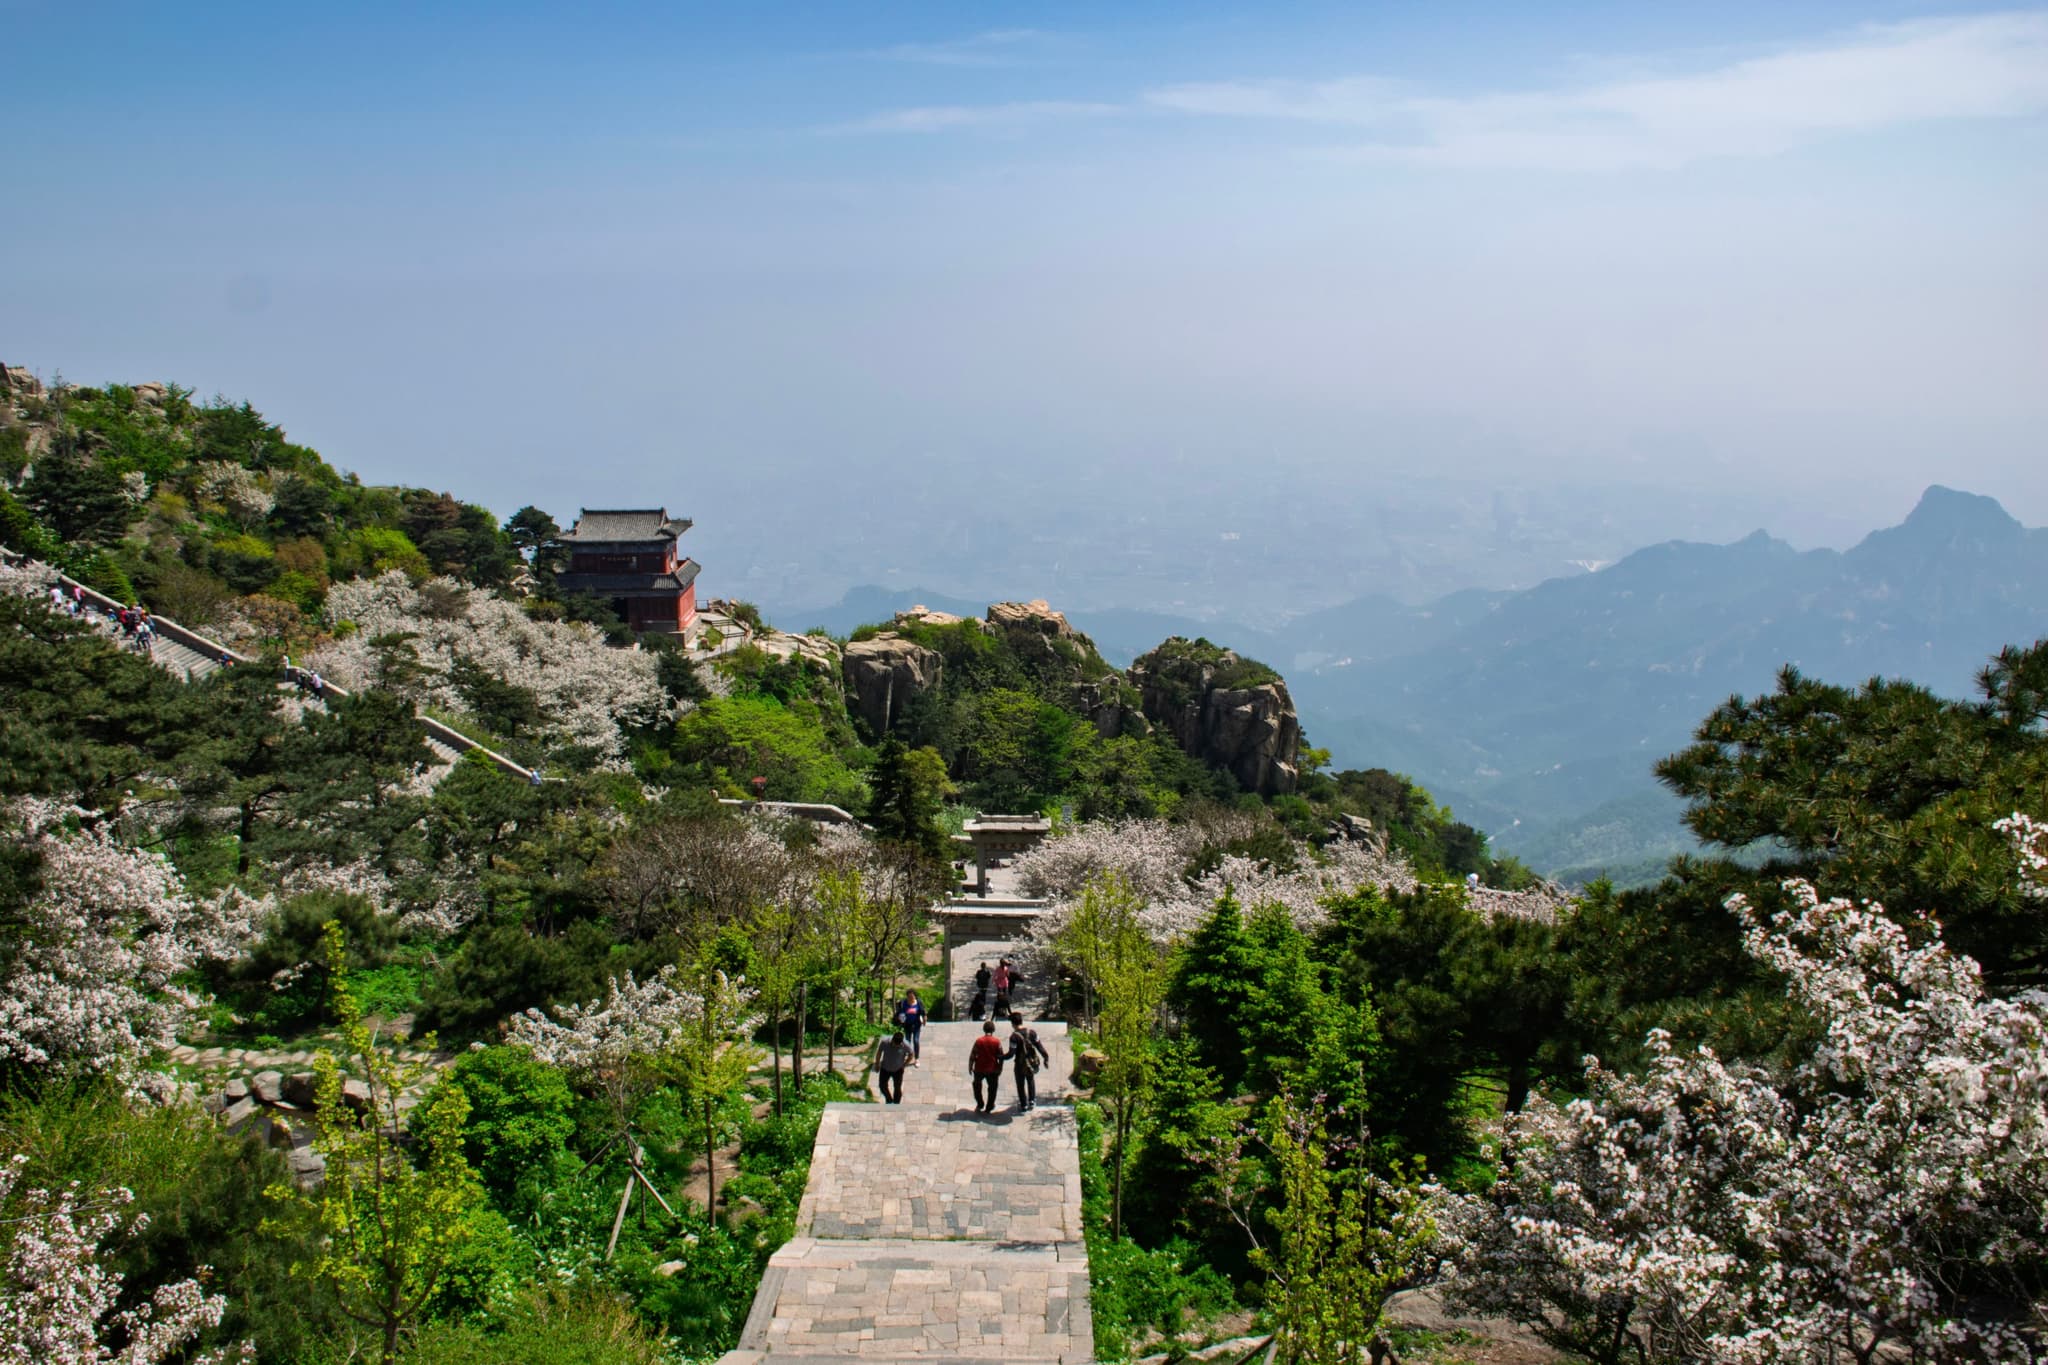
[869,983,1052,1113]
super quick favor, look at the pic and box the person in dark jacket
[875,1031,914,1104]
[895,989,927,1062]
[1005,1012,1051,1112]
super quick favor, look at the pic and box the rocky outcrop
[895,604,966,628]
[985,599,1104,681]
[754,627,843,672]
[1,362,43,399]
[1130,639,1302,796]
[841,632,943,736]
[1070,674,1150,740]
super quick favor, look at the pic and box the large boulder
[1129,638,1302,796]
[842,633,943,736]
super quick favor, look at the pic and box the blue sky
[4,2,2045,608]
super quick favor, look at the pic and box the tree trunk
[1506,1055,1531,1115]
[1110,1102,1130,1240]
[704,1098,718,1212]
[827,979,840,1072]
[236,800,255,875]
[768,1004,784,1116]
[791,982,806,1097]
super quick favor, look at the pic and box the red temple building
[554,508,700,635]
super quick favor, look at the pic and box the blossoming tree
[1436,817,2048,1364]
[0,1153,247,1364]
[307,571,669,764]
[0,802,264,1078]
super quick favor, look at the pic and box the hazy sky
[5,1,2045,606]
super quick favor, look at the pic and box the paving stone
[724,1021,1093,1363]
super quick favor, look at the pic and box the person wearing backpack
[1005,1011,1051,1112]
[968,1021,1006,1114]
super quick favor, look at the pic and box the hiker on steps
[1005,1011,1051,1112]
[874,1030,913,1104]
[969,1021,1006,1114]
[893,988,926,1064]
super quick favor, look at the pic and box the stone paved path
[948,937,1056,1021]
[720,1020,1091,1363]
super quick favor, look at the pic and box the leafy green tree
[865,737,952,860]
[1654,644,2048,985]
[675,962,761,1211]
[1315,885,1482,1166]
[1061,873,1166,1238]
[1,1078,338,1360]
[1252,1093,1434,1365]
[268,924,485,1365]
[23,446,138,546]
[269,474,336,538]
[0,592,210,815]
[672,695,865,807]
[441,1045,577,1207]
[502,505,564,579]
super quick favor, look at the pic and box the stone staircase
[4,549,531,790]
[720,1020,1092,1363]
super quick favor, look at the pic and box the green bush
[0,1080,343,1360]
[443,1045,579,1206]
[401,1286,675,1365]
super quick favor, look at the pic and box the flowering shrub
[0,1153,246,1364]
[308,572,667,763]
[1996,812,2048,898]
[1436,823,2048,1363]
[194,461,273,526]
[508,967,704,1076]
[0,803,265,1076]
[1017,817,1565,953]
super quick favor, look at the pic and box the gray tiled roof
[563,508,692,542]
[554,560,701,595]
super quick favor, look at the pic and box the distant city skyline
[5,1,2044,610]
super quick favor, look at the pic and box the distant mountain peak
[1900,485,2023,540]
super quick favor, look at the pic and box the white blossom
[308,572,668,763]
[0,806,265,1075]
[508,967,704,1075]
[278,858,394,913]
[1017,817,1563,952]
[193,461,273,524]
[1996,810,2048,899]
[0,1154,248,1364]
[1436,860,2048,1363]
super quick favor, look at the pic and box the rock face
[1070,675,1150,740]
[841,632,944,736]
[984,599,1095,675]
[0,362,43,398]
[1130,639,1302,796]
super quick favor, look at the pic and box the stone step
[875,1021,1073,1109]
[947,938,1054,1021]
[800,1103,1081,1244]
[728,1238,1091,1363]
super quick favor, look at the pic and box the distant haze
[4,3,2044,613]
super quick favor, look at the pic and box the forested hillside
[4,366,2045,1364]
